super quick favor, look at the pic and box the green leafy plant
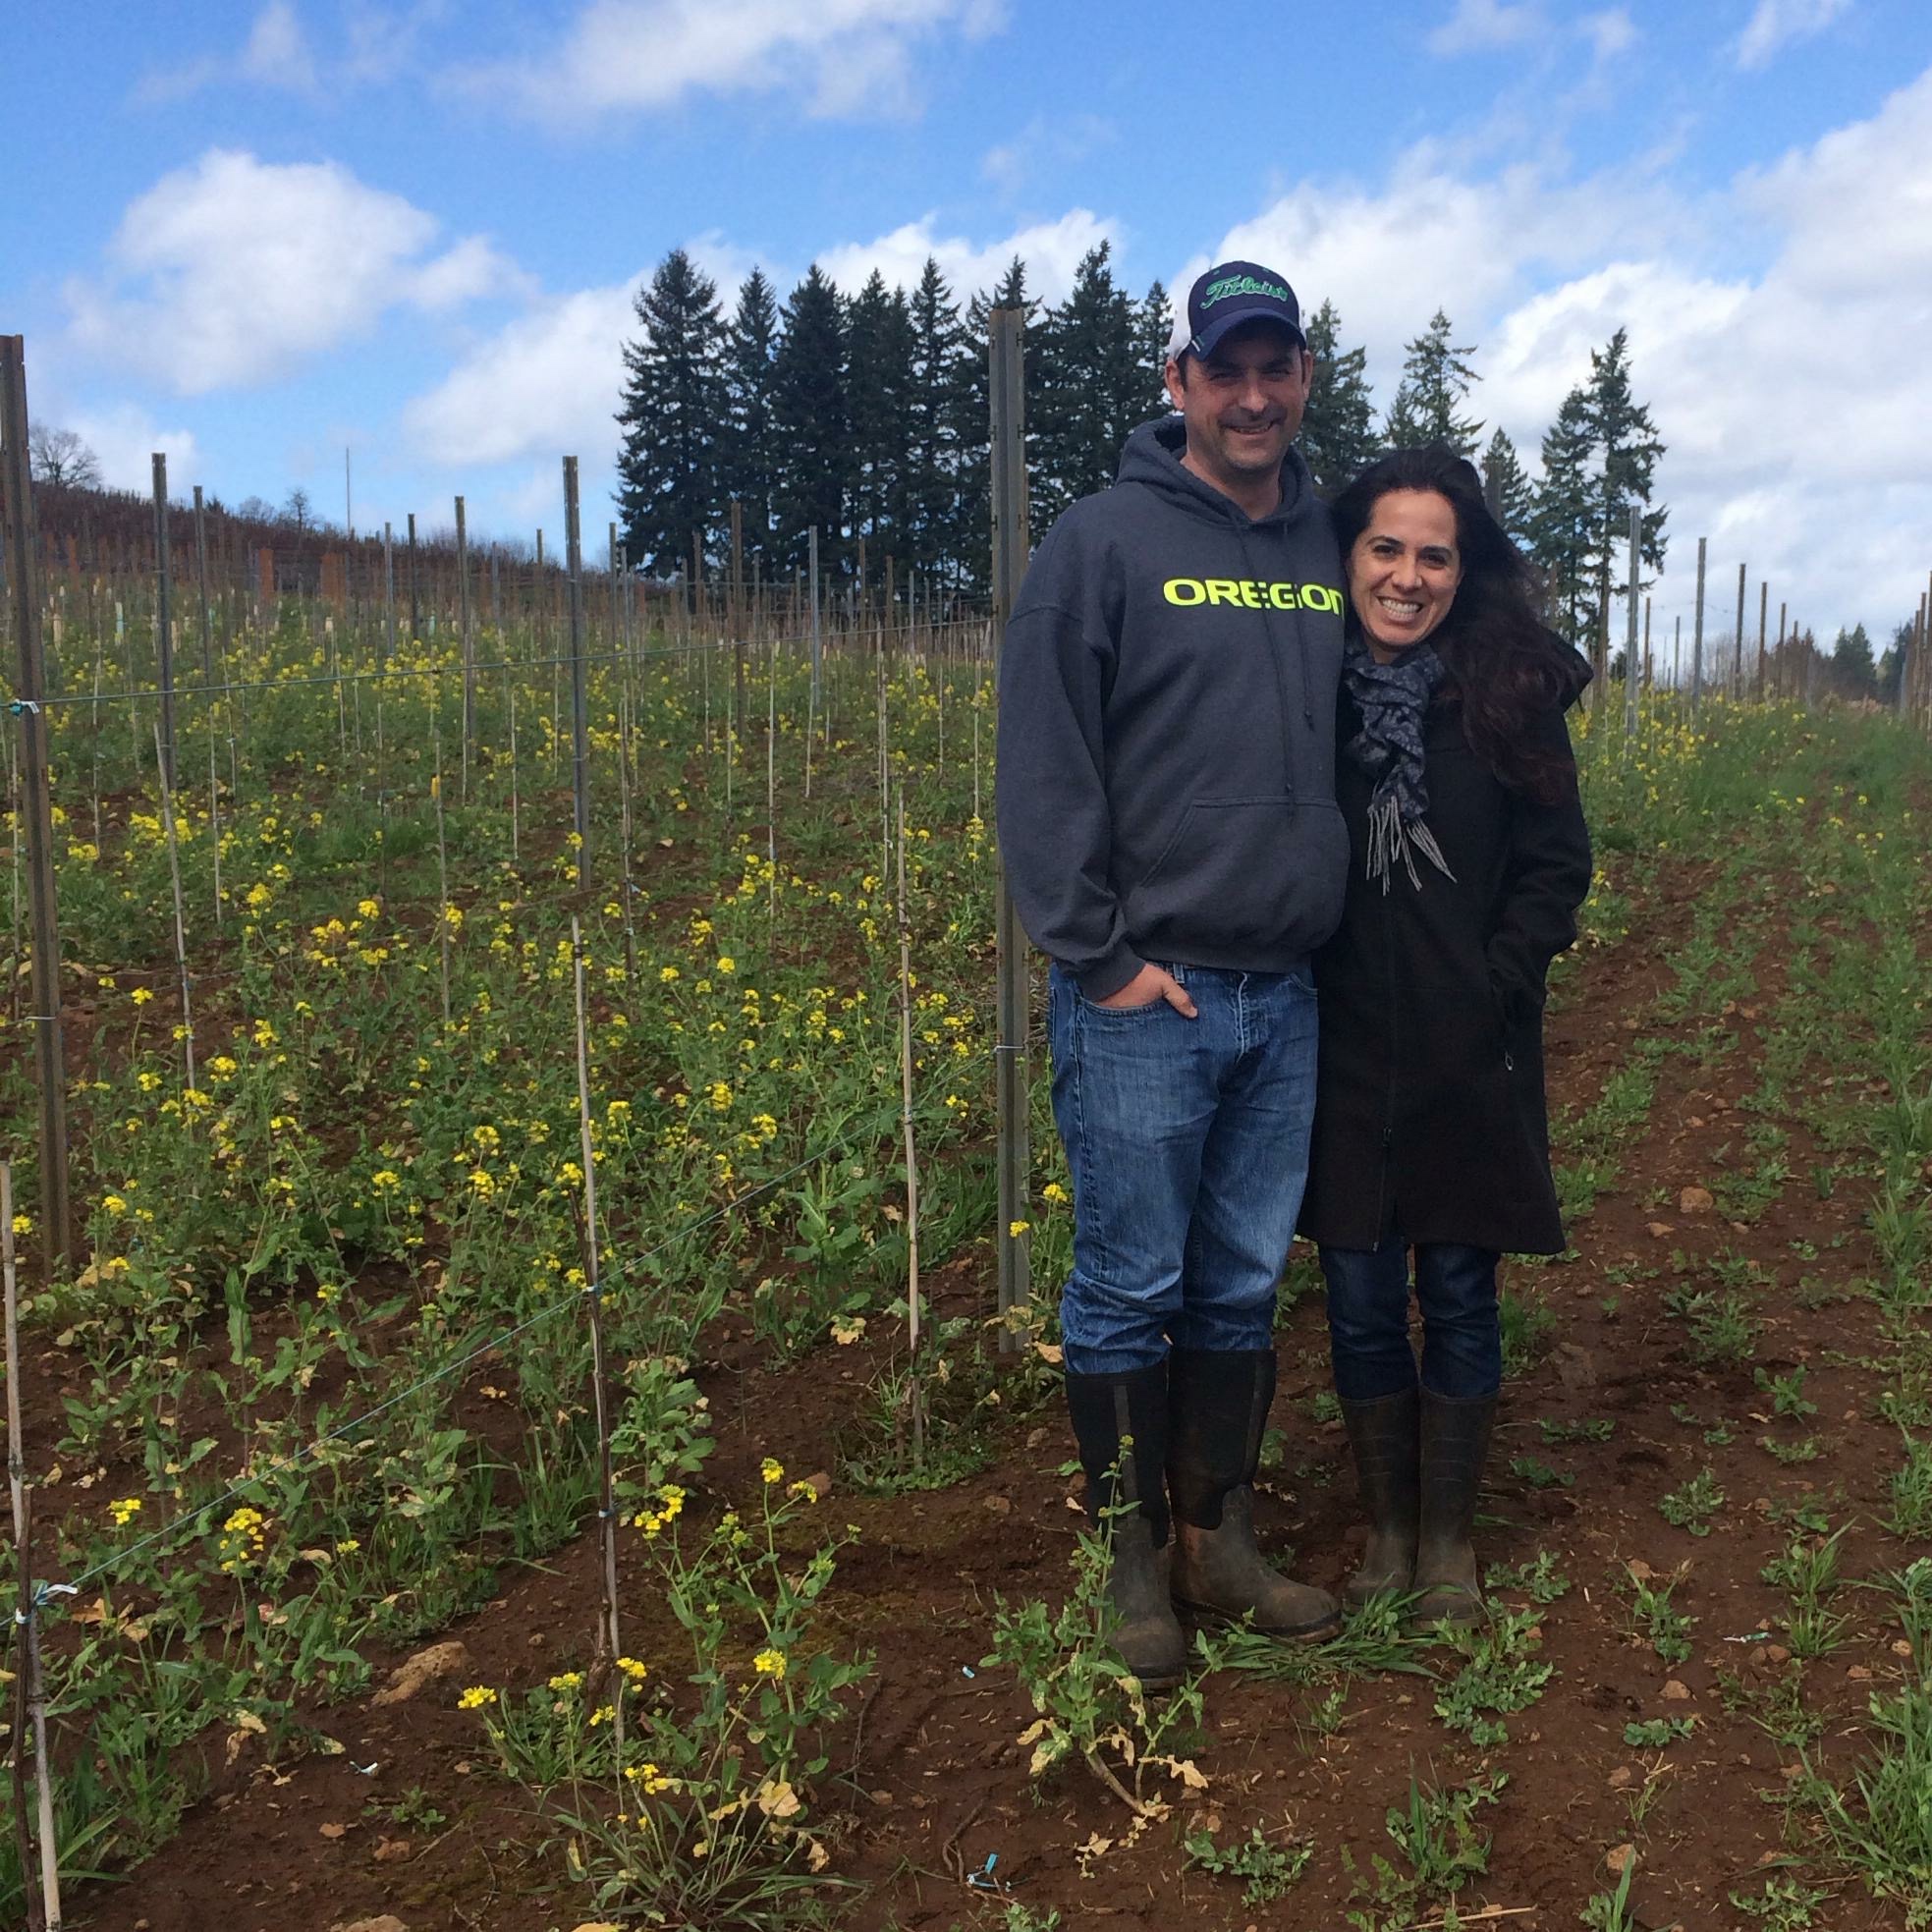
[1728,1872,1827,1930]
[1344,1772,1507,1931]
[1886,1431,1932,1540]
[1758,1364,1819,1422]
[1580,1851,1638,1931]
[1486,1550,1571,1603]
[1799,1674,1932,1925]
[1183,1819,1312,1905]
[1434,1611,1553,1746]
[1509,1454,1574,1491]
[474,1468,871,1928]
[985,1490,1208,1818]
[1658,1465,1726,1535]
[1623,1716,1694,1748]
[1666,1286,1759,1367]
[1541,1416,1615,1445]
[1622,1565,1694,1665]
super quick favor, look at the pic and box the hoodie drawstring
[1234,524,1318,736]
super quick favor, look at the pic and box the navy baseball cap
[1167,259,1304,360]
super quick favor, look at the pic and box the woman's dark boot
[1064,1362,1187,1691]
[1166,1349,1340,1640]
[1410,1388,1497,1627]
[1339,1387,1421,1608]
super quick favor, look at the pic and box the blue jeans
[1048,960,1318,1375]
[1318,1240,1502,1401]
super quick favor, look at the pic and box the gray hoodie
[995,417,1348,1000]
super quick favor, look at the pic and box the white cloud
[137,0,319,102]
[63,404,201,493]
[66,150,521,394]
[818,209,1119,304]
[454,0,1006,127]
[344,0,447,83]
[979,111,1116,198]
[1207,158,1683,386]
[685,230,766,302]
[1428,0,1544,55]
[1203,62,1932,638]
[398,57,1932,638]
[1578,8,1637,62]
[403,279,644,468]
[1736,0,1851,71]
[241,0,317,89]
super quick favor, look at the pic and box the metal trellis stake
[570,916,625,1753]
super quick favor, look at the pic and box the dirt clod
[369,1639,471,1707]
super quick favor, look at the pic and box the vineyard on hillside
[0,551,1923,1932]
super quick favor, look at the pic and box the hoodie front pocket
[1130,796,1346,956]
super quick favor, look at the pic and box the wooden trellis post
[563,458,590,878]
[152,452,176,788]
[1690,536,1707,727]
[0,337,73,1270]
[988,305,1031,1348]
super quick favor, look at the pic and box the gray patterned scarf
[1342,634,1458,893]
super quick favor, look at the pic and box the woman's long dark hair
[1332,445,1579,803]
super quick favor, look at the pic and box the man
[996,260,1351,1687]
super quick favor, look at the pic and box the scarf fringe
[1366,797,1458,894]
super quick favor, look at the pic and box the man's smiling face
[1164,320,1312,504]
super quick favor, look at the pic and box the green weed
[1343,1772,1507,1932]
[1183,1819,1312,1905]
[1658,1465,1726,1536]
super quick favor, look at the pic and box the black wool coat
[1298,684,1592,1254]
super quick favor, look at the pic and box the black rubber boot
[1339,1387,1422,1609]
[1410,1389,1498,1628]
[1064,1362,1187,1691]
[1166,1348,1340,1640]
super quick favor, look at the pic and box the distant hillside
[24,479,570,604]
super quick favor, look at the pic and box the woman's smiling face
[1348,488,1463,662]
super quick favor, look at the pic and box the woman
[1298,445,1592,1626]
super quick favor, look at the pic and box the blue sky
[9,0,1932,651]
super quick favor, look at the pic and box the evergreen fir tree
[1829,622,1876,699]
[614,248,726,582]
[905,256,966,581]
[1584,327,1667,625]
[845,269,916,583]
[1031,242,1141,527]
[1529,386,1598,645]
[1479,427,1535,548]
[1138,280,1175,416]
[1383,308,1482,456]
[1876,618,1914,704]
[770,265,849,578]
[1298,299,1378,497]
[719,266,780,576]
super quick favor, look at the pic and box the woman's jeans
[1318,1240,1502,1401]
[1048,961,1318,1376]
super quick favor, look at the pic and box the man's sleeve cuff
[1076,951,1144,1003]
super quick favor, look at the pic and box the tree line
[614,242,1675,646]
